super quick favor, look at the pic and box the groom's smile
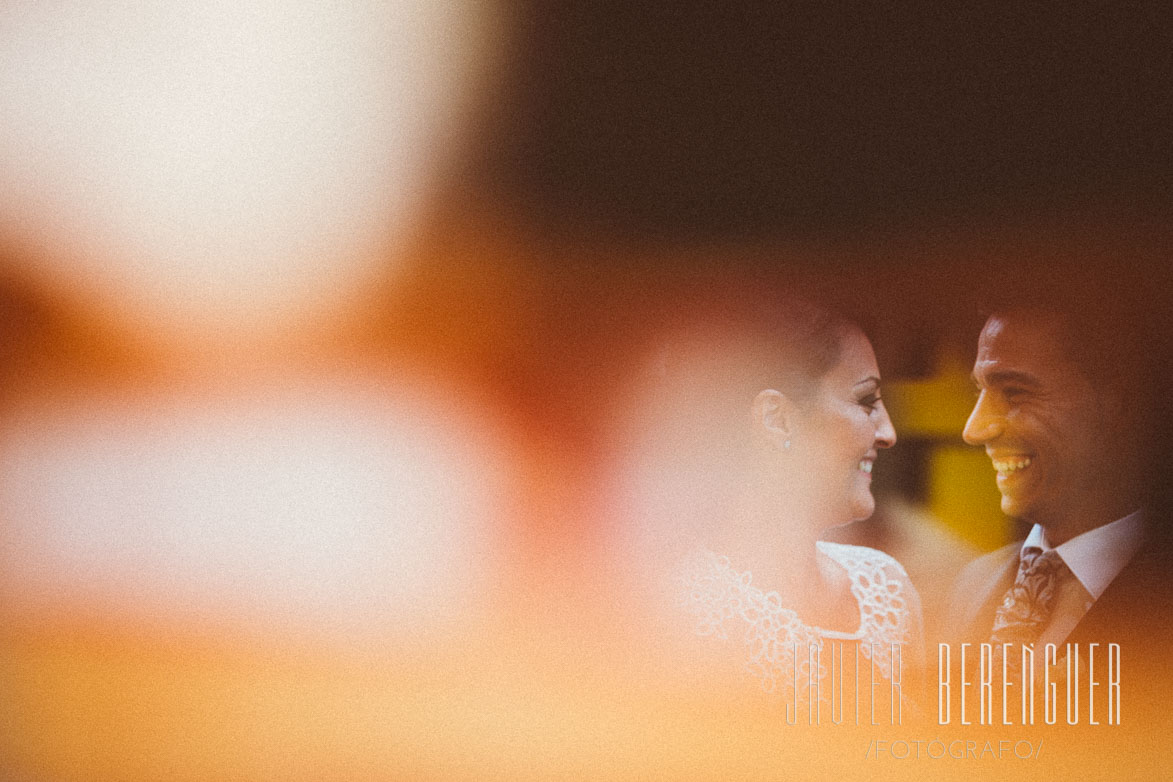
[989,452,1034,488]
[962,310,1140,544]
[990,455,1032,475]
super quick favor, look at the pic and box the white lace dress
[678,541,922,700]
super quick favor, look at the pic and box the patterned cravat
[989,547,1071,676]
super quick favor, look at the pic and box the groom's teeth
[859,460,873,473]
[992,457,1033,474]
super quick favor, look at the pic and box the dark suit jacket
[947,535,1172,644]
[944,527,1173,723]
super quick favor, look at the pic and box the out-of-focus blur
[0,0,492,352]
[2,2,1171,781]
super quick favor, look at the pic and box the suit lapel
[1066,541,1171,646]
[963,545,1019,642]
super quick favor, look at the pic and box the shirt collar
[1022,509,1145,599]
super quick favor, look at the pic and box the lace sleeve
[882,556,924,670]
[824,542,924,670]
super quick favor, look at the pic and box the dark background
[468,0,1173,553]
[484,0,1170,244]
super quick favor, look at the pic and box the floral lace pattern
[678,542,918,697]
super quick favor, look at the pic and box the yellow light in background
[883,354,977,439]
[885,347,1009,550]
[0,0,489,348]
[925,446,1011,550]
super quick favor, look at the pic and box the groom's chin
[999,492,1027,519]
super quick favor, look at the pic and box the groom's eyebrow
[973,369,1041,388]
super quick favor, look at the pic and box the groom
[945,301,1173,699]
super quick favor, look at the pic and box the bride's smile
[607,289,923,705]
[790,326,897,527]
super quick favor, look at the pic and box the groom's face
[963,312,1119,531]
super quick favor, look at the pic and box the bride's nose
[874,405,896,448]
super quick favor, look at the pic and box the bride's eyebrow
[854,376,880,391]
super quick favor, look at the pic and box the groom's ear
[751,389,797,449]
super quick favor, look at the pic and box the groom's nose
[962,389,1002,445]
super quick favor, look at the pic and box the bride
[612,291,922,703]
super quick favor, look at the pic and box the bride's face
[792,327,896,525]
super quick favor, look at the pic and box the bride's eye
[858,393,881,412]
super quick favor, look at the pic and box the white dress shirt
[1022,509,1145,647]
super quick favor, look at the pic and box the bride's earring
[783,439,791,450]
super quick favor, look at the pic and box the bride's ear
[751,389,796,450]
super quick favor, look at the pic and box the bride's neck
[716,502,825,601]
[697,465,860,631]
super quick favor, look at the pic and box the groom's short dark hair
[974,267,1160,398]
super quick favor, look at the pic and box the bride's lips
[858,452,877,477]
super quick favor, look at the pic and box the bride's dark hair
[650,282,856,408]
[744,295,854,402]
[621,280,863,475]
